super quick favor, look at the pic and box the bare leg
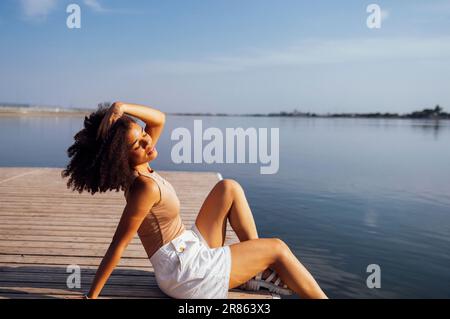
[229,238,328,299]
[195,180,272,279]
[195,179,259,247]
[195,179,293,287]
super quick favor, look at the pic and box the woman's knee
[270,238,290,260]
[216,178,243,196]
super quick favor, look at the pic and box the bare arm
[96,102,165,146]
[117,102,166,148]
[86,177,159,299]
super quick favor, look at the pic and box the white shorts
[150,223,232,299]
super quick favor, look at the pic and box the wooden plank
[0,247,149,258]
[0,241,146,250]
[0,254,153,267]
[0,271,157,286]
[0,234,144,244]
[0,167,271,299]
[0,263,153,274]
[0,285,167,298]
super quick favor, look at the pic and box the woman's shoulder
[125,175,161,204]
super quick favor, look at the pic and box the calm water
[1,115,449,298]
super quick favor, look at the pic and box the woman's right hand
[96,102,125,141]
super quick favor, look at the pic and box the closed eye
[134,132,148,150]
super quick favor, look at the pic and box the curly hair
[61,104,137,195]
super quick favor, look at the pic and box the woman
[61,102,328,299]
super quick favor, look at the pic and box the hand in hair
[62,104,136,195]
[96,102,125,140]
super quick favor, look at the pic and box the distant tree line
[407,105,448,119]
[262,105,449,119]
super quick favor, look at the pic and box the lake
[1,114,449,298]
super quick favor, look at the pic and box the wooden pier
[0,167,276,299]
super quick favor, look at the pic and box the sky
[0,0,449,114]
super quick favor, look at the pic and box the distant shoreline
[1,105,449,120]
[169,112,450,120]
[0,106,92,117]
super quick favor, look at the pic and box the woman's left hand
[96,102,124,140]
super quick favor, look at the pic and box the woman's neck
[134,163,154,175]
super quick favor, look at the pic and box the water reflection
[408,119,450,140]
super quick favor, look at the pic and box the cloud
[82,0,140,15]
[19,0,58,20]
[83,0,107,13]
[381,9,389,22]
[134,37,450,75]
[18,0,141,22]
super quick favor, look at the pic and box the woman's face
[126,122,158,167]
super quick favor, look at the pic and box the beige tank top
[125,166,186,260]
